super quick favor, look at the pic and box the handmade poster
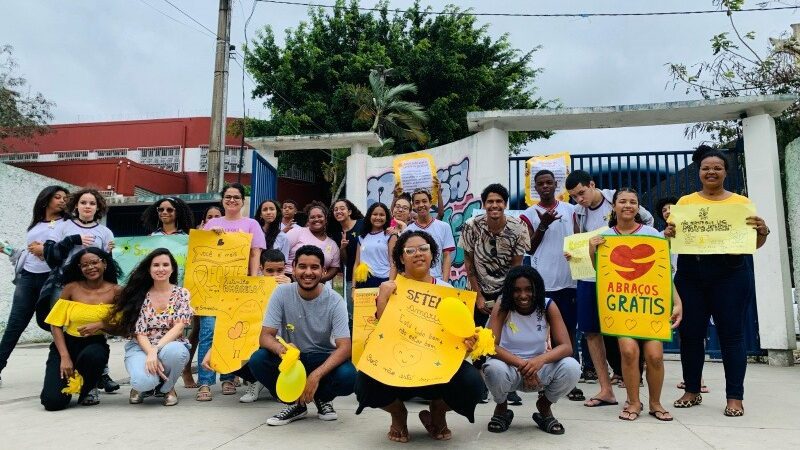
[524,152,571,206]
[351,288,379,365]
[563,227,609,280]
[208,276,276,374]
[596,235,673,341]
[393,152,438,203]
[184,229,252,316]
[357,275,476,387]
[114,235,189,284]
[669,203,757,254]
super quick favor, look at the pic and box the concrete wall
[0,163,79,343]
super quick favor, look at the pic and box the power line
[136,0,217,38]
[160,0,221,38]
[256,0,799,18]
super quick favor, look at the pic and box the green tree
[243,0,553,199]
[0,45,54,149]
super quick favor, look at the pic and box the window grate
[138,146,181,172]
[0,152,39,163]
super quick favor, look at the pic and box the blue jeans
[125,341,190,394]
[247,348,356,403]
[0,270,49,373]
[197,316,234,386]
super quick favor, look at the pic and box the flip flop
[584,397,618,407]
[387,425,410,443]
[532,412,565,435]
[619,406,642,421]
[419,410,452,440]
[649,410,674,422]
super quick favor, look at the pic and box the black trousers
[40,334,109,411]
[0,270,49,373]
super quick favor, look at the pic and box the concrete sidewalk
[1,341,798,449]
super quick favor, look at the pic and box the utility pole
[206,0,232,194]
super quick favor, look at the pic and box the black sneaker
[507,391,523,406]
[267,403,308,426]
[479,386,489,404]
[314,399,338,421]
[581,368,598,384]
[98,374,120,393]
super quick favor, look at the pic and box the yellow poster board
[596,235,673,341]
[563,227,609,280]
[184,229,252,316]
[208,276,277,374]
[352,288,379,365]
[669,204,756,254]
[393,152,438,204]
[524,152,571,206]
[357,276,476,387]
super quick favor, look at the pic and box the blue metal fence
[249,152,278,214]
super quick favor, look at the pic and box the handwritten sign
[208,276,276,374]
[563,227,609,280]
[184,229,252,316]
[393,152,438,203]
[524,152,571,206]
[115,235,189,284]
[596,235,673,341]
[352,288,379,365]
[669,203,756,254]
[357,275,476,387]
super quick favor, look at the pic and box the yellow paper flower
[286,323,295,332]
[508,321,519,333]
[61,371,84,395]
[353,263,371,283]
[469,326,497,359]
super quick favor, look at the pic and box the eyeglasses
[223,195,242,201]
[157,207,175,213]
[79,259,103,269]
[403,244,431,256]
[489,237,498,257]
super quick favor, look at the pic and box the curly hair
[499,265,546,315]
[141,197,195,234]
[359,202,391,238]
[327,198,364,239]
[109,248,179,337]
[61,247,121,285]
[67,188,108,221]
[391,230,439,274]
[255,199,283,250]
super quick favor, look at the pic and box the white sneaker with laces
[267,403,308,426]
[239,381,264,403]
[315,399,338,421]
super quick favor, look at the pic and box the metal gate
[250,151,278,213]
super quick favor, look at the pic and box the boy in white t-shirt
[403,189,455,281]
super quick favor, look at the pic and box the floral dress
[134,286,194,347]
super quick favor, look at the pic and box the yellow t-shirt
[45,299,113,337]
[677,192,751,205]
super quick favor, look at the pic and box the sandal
[618,405,642,421]
[724,406,744,417]
[221,380,237,395]
[387,425,410,443]
[487,410,514,433]
[567,387,585,402]
[649,410,674,422]
[532,412,565,435]
[419,410,452,440]
[673,394,702,408]
[196,385,212,402]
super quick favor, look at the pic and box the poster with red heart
[596,235,673,341]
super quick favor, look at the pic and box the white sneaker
[239,381,264,403]
[267,403,308,426]
[314,399,338,421]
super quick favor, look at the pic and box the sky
[4,0,797,155]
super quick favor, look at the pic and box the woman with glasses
[40,248,121,410]
[388,193,412,234]
[354,230,484,443]
[196,183,265,401]
[141,197,195,236]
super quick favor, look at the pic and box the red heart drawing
[610,244,656,281]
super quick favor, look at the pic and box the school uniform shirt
[403,219,455,280]
[358,231,392,279]
[48,219,115,265]
[520,202,576,292]
[499,299,553,359]
[458,214,530,295]
[24,219,66,273]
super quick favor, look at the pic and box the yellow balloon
[276,361,307,403]
[437,296,475,338]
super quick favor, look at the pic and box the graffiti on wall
[366,157,481,288]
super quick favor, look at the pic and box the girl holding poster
[664,146,769,418]
[589,188,683,422]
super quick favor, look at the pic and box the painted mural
[366,157,482,289]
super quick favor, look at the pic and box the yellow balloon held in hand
[437,296,475,338]
[276,360,307,403]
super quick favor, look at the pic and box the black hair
[655,196,679,221]
[565,170,592,190]
[141,197,195,234]
[327,198,365,239]
[533,169,555,182]
[693,144,729,171]
[109,248,179,337]
[255,199,283,250]
[411,189,433,202]
[480,183,509,204]
[260,248,286,265]
[392,192,412,208]
[199,204,223,229]
[67,187,108,221]
[28,185,70,231]
[221,183,247,199]
[293,244,325,267]
[392,230,439,273]
[500,265,546,315]
[608,187,644,227]
[282,199,298,208]
[61,247,121,285]
[360,202,391,238]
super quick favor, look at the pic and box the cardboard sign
[351,288,379,365]
[669,203,756,254]
[596,235,673,341]
[524,152,571,206]
[563,227,609,280]
[357,276,476,387]
[184,229,252,316]
[115,235,189,284]
[393,152,438,203]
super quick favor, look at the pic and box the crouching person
[249,245,356,425]
[483,265,580,434]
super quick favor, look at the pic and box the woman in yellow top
[664,146,769,417]
[41,248,121,410]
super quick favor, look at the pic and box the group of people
[0,144,769,439]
